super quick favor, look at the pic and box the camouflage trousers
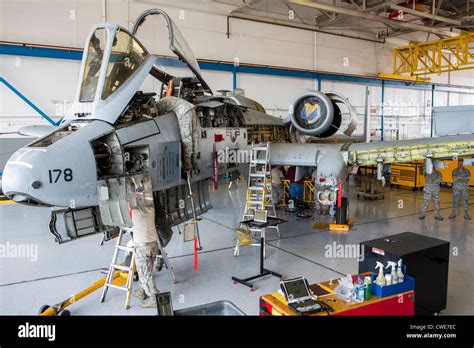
[272,184,283,205]
[452,188,469,212]
[421,190,441,214]
[134,242,159,297]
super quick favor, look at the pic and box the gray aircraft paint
[2,9,474,244]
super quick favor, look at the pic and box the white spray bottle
[387,261,398,284]
[375,261,386,286]
[397,259,404,283]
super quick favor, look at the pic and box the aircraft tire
[335,197,348,225]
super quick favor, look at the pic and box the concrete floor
[0,181,473,315]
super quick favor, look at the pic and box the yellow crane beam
[392,32,474,78]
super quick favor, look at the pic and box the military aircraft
[3,9,474,247]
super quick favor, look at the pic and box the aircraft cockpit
[68,23,156,124]
[101,28,148,101]
[78,25,151,104]
[79,29,105,103]
[68,9,213,126]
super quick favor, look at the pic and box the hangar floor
[0,182,473,315]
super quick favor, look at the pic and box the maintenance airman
[420,168,444,220]
[449,159,471,220]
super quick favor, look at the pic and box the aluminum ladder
[156,235,177,284]
[100,228,136,309]
[100,229,177,309]
[234,142,280,257]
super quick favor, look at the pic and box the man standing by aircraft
[449,159,472,220]
[131,205,161,308]
[287,166,303,202]
[420,167,444,220]
[271,166,285,206]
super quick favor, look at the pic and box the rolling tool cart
[359,232,449,315]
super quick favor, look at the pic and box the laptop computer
[280,277,326,315]
[253,209,268,224]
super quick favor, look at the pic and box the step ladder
[100,229,178,309]
[156,235,177,284]
[100,228,135,309]
[234,142,280,257]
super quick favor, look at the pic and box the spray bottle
[387,261,398,284]
[364,276,372,300]
[375,261,385,286]
[397,259,404,283]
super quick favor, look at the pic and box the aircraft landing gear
[335,197,349,225]
[329,197,351,232]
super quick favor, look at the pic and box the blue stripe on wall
[0,44,83,60]
[2,42,474,93]
[0,77,59,126]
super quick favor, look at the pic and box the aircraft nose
[2,148,45,205]
[3,142,99,207]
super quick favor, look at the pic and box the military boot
[133,289,147,300]
[434,213,444,221]
[464,213,472,220]
[419,214,426,220]
[139,296,157,308]
[155,257,164,272]
[449,211,456,219]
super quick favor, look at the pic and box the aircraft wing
[0,125,56,139]
[347,134,474,166]
[17,125,56,138]
[269,143,341,167]
[268,134,474,168]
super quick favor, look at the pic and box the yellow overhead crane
[379,32,474,81]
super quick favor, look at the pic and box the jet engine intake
[289,91,357,139]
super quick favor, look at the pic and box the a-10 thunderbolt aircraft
[3,9,474,248]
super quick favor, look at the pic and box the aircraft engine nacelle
[289,91,357,139]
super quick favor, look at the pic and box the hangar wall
[1,0,473,140]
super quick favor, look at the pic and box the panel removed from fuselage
[157,178,212,226]
[90,131,124,178]
[49,206,119,244]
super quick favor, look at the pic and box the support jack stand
[232,217,286,291]
[232,236,281,291]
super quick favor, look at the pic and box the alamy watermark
[324,242,364,261]
[217,147,254,164]
[0,242,38,262]
[18,322,55,341]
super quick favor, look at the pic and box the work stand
[232,217,286,291]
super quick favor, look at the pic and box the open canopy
[132,8,211,93]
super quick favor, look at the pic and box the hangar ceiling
[141,0,474,41]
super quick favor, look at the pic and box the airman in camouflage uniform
[134,242,160,298]
[131,205,160,308]
[420,168,443,220]
[449,159,471,220]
